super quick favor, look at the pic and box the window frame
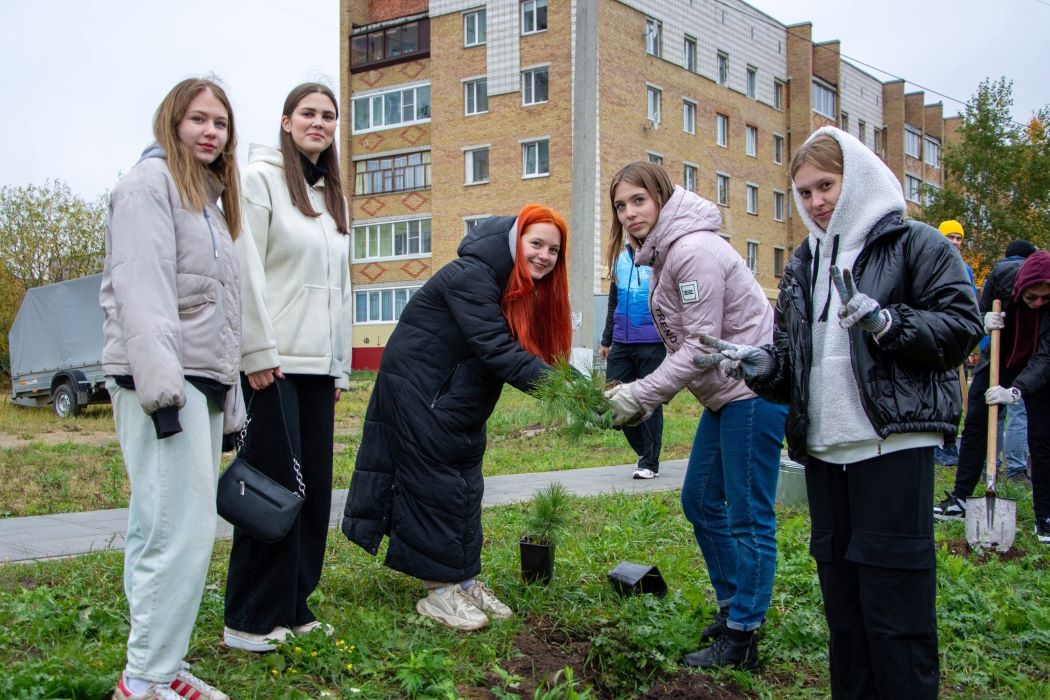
[463,9,487,47]
[521,0,548,36]
[352,217,433,263]
[521,66,549,106]
[746,65,757,99]
[745,125,757,157]
[773,190,786,222]
[773,79,784,110]
[647,85,662,125]
[774,246,785,277]
[682,99,696,134]
[683,162,698,193]
[350,18,430,72]
[354,284,423,324]
[924,136,940,167]
[773,133,785,165]
[353,150,432,196]
[463,77,488,115]
[746,183,759,215]
[684,35,697,72]
[717,51,729,86]
[747,240,759,273]
[716,113,729,147]
[464,145,490,185]
[522,138,550,178]
[905,127,922,158]
[352,83,432,134]
[716,172,730,206]
[904,174,922,203]
[645,17,662,57]
[812,79,837,119]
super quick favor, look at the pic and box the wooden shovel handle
[985,300,1001,489]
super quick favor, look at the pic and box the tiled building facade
[343,0,948,369]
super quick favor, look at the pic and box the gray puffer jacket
[100,145,245,433]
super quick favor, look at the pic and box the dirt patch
[0,427,115,449]
[463,617,753,699]
[944,537,1027,562]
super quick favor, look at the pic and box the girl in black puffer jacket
[699,127,982,699]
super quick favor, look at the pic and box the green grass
[2,372,699,516]
[0,484,1046,698]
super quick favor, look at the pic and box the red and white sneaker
[170,662,229,700]
[111,672,181,700]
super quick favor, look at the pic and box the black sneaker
[1035,517,1050,544]
[700,606,729,642]
[933,492,966,521]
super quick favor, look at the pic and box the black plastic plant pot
[520,535,554,585]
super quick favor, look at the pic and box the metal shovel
[966,300,1016,552]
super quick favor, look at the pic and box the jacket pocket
[272,285,330,359]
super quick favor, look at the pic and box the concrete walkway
[0,459,690,564]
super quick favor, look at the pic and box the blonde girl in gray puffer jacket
[100,78,244,700]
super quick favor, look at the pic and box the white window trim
[520,136,551,179]
[716,114,729,148]
[683,161,698,192]
[716,172,730,207]
[746,183,759,215]
[521,64,550,106]
[683,98,697,135]
[352,81,432,134]
[747,240,759,273]
[904,173,923,203]
[773,246,786,276]
[463,8,486,47]
[745,125,757,157]
[812,78,837,119]
[521,0,548,36]
[904,126,922,158]
[746,65,757,99]
[773,190,787,222]
[462,144,490,186]
[354,284,424,325]
[352,216,433,263]
[773,79,785,111]
[773,133,785,165]
[647,83,662,125]
[645,17,662,57]
[717,51,729,86]
[684,34,697,72]
[462,76,488,116]
[646,150,664,163]
[463,215,491,237]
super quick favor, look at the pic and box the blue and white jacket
[601,247,661,346]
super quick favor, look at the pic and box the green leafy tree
[919,78,1050,280]
[0,180,107,374]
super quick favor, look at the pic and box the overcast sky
[2,0,1046,200]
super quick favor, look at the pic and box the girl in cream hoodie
[223,83,352,652]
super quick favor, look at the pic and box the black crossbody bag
[216,382,305,543]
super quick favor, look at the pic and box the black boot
[700,606,729,642]
[683,628,759,670]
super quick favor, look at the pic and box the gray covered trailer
[8,274,109,416]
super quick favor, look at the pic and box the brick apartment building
[343,0,948,369]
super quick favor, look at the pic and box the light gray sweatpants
[109,379,222,683]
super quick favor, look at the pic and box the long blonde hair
[153,78,241,238]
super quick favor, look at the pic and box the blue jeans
[1001,401,1029,477]
[680,396,787,631]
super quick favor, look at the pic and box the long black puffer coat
[342,216,549,582]
[749,214,983,464]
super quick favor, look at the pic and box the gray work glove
[694,334,774,382]
[830,266,890,334]
[983,311,1005,334]
[985,385,1022,405]
[604,382,648,427]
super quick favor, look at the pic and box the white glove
[694,335,774,381]
[985,385,1021,405]
[830,266,890,334]
[983,311,1005,334]
[604,383,647,427]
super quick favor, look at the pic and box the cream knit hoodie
[238,144,352,389]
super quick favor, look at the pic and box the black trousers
[606,342,665,471]
[1026,387,1050,521]
[225,374,335,633]
[952,364,1019,500]
[806,449,939,699]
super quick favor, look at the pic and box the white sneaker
[223,625,292,652]
[112,672,181,700]
[632,467,657,479]
[170,663,229,700]
[416,587,489,631]
[292,620,334,636]
[463,580,513,620]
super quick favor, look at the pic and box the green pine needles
[525,482,572,546]
[532,357,614,438]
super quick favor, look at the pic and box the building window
[684,35,697,72]
[684,163,697,192]
[522,67,549,105]
[812,80,836,119]
[905,127,921,158]
[924,137,940,167]
[464,9,486,47]
[746,184,758,215]
[353,83,431,133]
[522,138,550,177]
[464,78,488,115]
[773,190,786,222]
[647,86,661,124]
[351,19,429,72]
[716,173,730,206]
[774,246,785,276]
[747,241,758,273]
[716,113,728,147]
[464,147,489,184]
[874,128,884,158]
[746,65,757,99]
[840,111,850,132]
[355,285,422,323]
[717,51,729,86]
[521,0,547,35]
[924,181,940,206]
[647,152,662,165]
[683,100,696,134]
[773,80,784,110]
[773,134,784,165]
[354,151,432,195]
[745,125,757,157]
[905,174,922,203]
[464,217,486,236]
[858,120,866,145]
[352,218,432,262]
[645,18,661,57]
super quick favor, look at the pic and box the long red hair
[500,204,572,363]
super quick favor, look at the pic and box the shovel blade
[965,494,1016,553]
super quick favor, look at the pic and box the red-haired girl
[342,204,571,630]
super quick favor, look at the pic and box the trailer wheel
[52,383,80,418]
